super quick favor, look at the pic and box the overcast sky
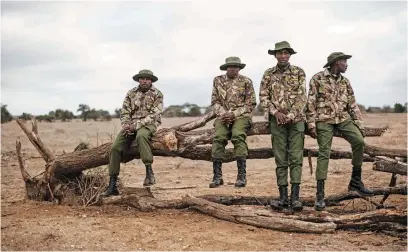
[1,0,407,115]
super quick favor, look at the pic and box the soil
[1,114,407,251]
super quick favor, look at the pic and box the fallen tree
[13,112,407,235]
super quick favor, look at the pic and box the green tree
[1,104,13,124]
[77,104,90,121]
[394,103,407,113]
[114,108,121,118]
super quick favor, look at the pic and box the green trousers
[108,125,156,176]
[212,117,251,160]
[316,119,364,180]
[270,116,305,186]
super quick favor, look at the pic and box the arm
[211,78,227,117]
[120,91,132,128]
[232,79,257,118]
[346,80,364,130]
[259,71,279,116]
[305,77,318,129]
[286,69,307,121]
[140,91,164,127]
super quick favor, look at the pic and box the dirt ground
[1,113,407,251]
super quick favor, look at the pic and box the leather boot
[209,159,223,188]
[101,175,119,197]
[315,180,326,211]
[143,164,156,186]
[270,185,289,210]
[348,166,374,195]
[290,183,303,211]
[234,158,247,187]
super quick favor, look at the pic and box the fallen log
[198,185,407,207]
[373,158,407,175]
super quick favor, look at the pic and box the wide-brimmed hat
[323,52,352,68]
[132,69,158,82]
[268,41,297,55]
[219,56,246,71]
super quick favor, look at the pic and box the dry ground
[1,113,407,251]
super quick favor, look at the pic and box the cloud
[1,1,406,116]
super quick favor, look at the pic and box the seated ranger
[102,69,164,197]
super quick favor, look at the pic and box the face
[226,66,240,78]
[275,49,291,65]
[336,59,348,73]
[138,77,152,90]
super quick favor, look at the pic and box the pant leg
[287,121,305,184]
[212,119,230,160]
[230,117,251,159]
[109,130,135,176]
[270,116,289,186]
[316,122,334,181]
[136,124,155,165]
[335,119,365,167]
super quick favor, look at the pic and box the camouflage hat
[132,69,158,82]
[323,52,352,68]
[268,41,297,55]
[219,56,246,71]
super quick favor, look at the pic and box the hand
[122,124,135,137]
[309,127,317,139]
[274,111,288,125]
[221,112,235,125]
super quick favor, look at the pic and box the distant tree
[1,104,13,124]
[163,105,184,117]
[99,110,112,121]
[77,104,90,121]
[88,108,100,121]
[394,103,407,113]
[18,112,32,121]
[187,105,202,117]
[381,105,394,113]
[114,108,121,118]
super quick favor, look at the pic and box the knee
[354,136,364,148]
[231,131,245,143]
[136,133,149,142]
[111,143,123,153]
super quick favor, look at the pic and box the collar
[271,63,291,74]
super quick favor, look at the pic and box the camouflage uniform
[305,68,364,181]
[209,56,257,188]
[306,52,373,211]
[109,85,163,177]
[259,64,307,187]
[103,69,163,197]
[211,74,256,159]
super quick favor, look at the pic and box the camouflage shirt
[305,69,363,130]
[211,74,257,119]
[120,85,164,130]
[259,64,307,123]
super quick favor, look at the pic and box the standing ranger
[259,41,307,211]
[305,52,373,211]
[102,69,164,196]
[209,56,257,188]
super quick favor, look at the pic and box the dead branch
[16,139,32,182]
[373,157,407,175]
[198,185,407,207]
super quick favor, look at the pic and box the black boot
[348,166,374,195]
[143,164,156,186]
[101,175,119,197]
[290,184,303,211]
[235,158,247,187]
[270,185,289,210]
[315,180,326,211]
[209,159,223,188]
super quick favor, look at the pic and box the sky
[1,0,407,116]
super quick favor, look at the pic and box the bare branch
[15,139,31,181]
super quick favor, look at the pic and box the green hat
[268,41,297,55]
[324,52,352,68]
[132,69,158,82]
[219,56,246,71]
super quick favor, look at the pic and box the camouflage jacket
[305,69,363,130]
[211,74,257,119]
[120,85,163,130]
[259,64,307,123]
